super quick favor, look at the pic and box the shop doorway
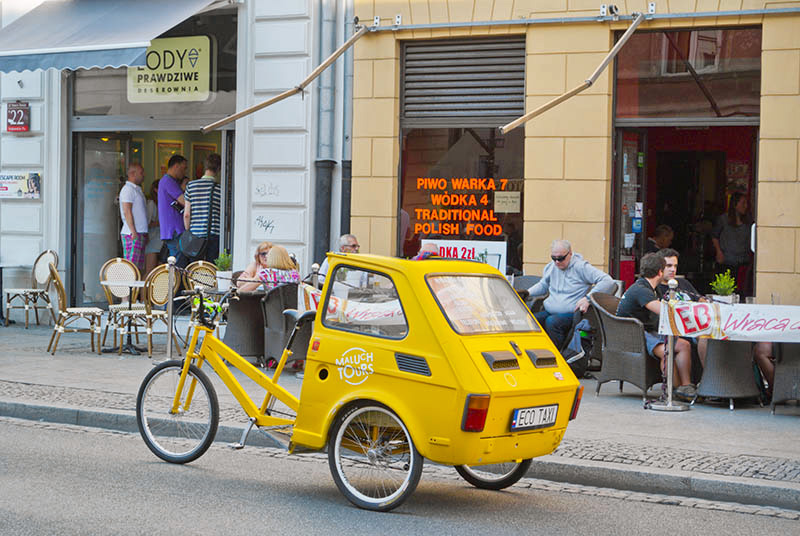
[611,125,758,294]
[71,130,227,307]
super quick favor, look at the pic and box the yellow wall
[353,1,800,303]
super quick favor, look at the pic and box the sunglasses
[551,253,569,262]
[345,243,360,250]
[258,251,269,257]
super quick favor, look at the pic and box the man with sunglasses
[526,240,616,350]
[318,234,360,285]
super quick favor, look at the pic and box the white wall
[232,0,315,272]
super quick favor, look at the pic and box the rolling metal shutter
[401,36,525,127]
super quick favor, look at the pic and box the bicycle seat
[283,309,317,325]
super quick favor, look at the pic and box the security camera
[608,4,619,16]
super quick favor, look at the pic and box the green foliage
[710,269,737,296]
[214,250,232,271]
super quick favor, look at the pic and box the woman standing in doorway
[144,179,163,277]
[712,192,753,296]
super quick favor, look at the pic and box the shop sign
[494,191,520,213]
[7,101,30,132]
[658,301,800,343]
[413,177,511,238]
[127,36,211,103]
[0,172,40,199]
[421,239,506,272]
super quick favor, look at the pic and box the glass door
[611,129,647,290]
[73,134,131,307]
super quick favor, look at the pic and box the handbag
[179,184,217,258]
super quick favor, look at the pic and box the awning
[0,0,216,73]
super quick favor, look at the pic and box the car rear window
[426,274,539,335]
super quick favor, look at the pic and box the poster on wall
[155,140,184,179]
[421,239,507,272]
[127,36,211,103]
[0,172,40,199]
[191,142,218,180]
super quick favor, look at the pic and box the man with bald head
[527,239,616,349]
[119,162,149,272]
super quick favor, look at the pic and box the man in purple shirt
[157,154,188,258]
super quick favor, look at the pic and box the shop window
[322,267,408,339]
[616,27,760,118]
[400,127,524,273]
[73,10,236,117]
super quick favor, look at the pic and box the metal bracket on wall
[373,16,380,27]
[395,14,402,27]
[649,2,657,15]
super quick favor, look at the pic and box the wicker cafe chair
[770,343,800,414]
[183,260,219,340]
[99,258,145,347]
[46,263,103,355]
[588,292,662,401]
[697,339,761,411]
[4,249,58,328]
[117,264,182,357]
[260,283,300,362]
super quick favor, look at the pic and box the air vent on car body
[482,351,520,371]
[526,349,557,368]
[395,353,431,376]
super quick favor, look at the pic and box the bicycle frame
[174,324,299,428]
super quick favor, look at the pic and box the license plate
[510,404,558,431]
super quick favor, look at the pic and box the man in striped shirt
[183,153,221,263]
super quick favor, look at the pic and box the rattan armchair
[4,249,58,328]
[588,292,662,400]
[261,283,300,362]
[183,260,219,340]
[697,339,760,411]
[46,263,103,355]
[771,343,800,414]
[99,258,145,346]
[117,264,182,357]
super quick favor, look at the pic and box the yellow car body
[291,253,581,466]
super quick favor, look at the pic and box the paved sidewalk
[1,324,799,511]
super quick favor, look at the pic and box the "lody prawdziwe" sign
[658,301,800,342]
[127,36,211,103]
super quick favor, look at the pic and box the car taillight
[569,385,584,420]
[462,394,490,432]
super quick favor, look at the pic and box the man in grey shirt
[527,239,617,349]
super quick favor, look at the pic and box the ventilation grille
[526,349,557,368]
[482,351,520,371]
[395,353,431,376]
[402,37,525,123]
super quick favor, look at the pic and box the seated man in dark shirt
[616,253,695,398]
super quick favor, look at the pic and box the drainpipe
[340,0,354,235]
[314,0,338,264]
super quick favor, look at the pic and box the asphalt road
[1,417,797,535]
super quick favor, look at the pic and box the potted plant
[214,250,233,291]
[709,269,738,304]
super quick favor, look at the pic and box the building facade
[350,0,800,304]
[0,0,354,316]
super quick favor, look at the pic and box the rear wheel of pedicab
[328,404,423,512]
[136,360,219,464]
[455,459,533,490]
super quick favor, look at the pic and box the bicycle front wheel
[328,404,423,512]
[455,459,532,490]
[136,360,219,464]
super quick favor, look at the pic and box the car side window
[322,266,408,339]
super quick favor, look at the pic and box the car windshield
[426,274,539,335]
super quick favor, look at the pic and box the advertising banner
[421,239,507,272]
[0,172,40,199]
[127,36,211,103]
[299,283,404,326]
[658,301,800,343]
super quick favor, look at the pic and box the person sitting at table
[237,241,273,292]
[257,245,300,289]
[617,253,696,400]
[656,247,709,379]
[753,342,775,400]
[526,239,617,350]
